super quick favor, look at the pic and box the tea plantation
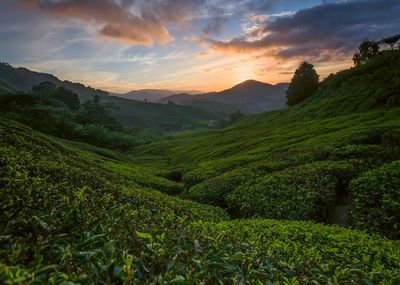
[1,50,400,283]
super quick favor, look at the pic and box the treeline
[286,34,400,107]
[0,82,138,150]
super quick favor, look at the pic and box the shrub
[76,124,137,150]
[226,160,363,221]
[350,160,400,239]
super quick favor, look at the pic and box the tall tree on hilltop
[286,61,319,106]
[353,39,380,66]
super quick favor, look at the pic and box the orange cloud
[203,0,400,62]
[20,0,197,46]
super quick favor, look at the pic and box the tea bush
[226,160,363,220]
[350,160,400,239]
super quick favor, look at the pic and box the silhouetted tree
[76,95,121,130]
[55,86,80,110]
[32,81,56,104]
[379,34,400,49]
[32,82,80,110]
[286,62,319,106]
[353,39,380,66]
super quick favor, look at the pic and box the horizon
[1,0,399,93]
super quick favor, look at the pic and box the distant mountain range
[115,89,202,102]
[0,62,288,115]
[159,80,288,113]
[0,62,220,130]
[0,62,108,101]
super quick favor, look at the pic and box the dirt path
[327,203,352,227]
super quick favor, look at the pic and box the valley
[1,49,400,283]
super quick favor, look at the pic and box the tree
[76,95,121,130]
[32,81,56,104]
[379,34,400,49]
[32,82,80,110]
[353,39,379,66]
[55,86,80,110]
[286,61,319,106]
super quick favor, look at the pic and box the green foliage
[353,39,380,66]
[103,95,219,131]
[0,119,228,283]
[1,119,400,283]
[32,81,80,110]
[76,124,136,150]
[76,95,121,130]
[137,49,400,239]
[1,39,400,284]
[350,160,400,239]
[181,220,400,284]
[286,61,319,106]
[226,160,363,221]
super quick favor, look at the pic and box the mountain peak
[234,79,270,88]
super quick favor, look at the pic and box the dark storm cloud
[207,0,400,60]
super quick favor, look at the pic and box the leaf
[136,231,152,240]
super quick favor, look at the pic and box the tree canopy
[353,40,380,66]
[286,61,319,106]
[379,34,400,49]
[32,81,80,110]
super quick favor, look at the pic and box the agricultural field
[1,50,400,283]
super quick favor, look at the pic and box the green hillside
[0,63,222,131]
[1,119,399,284]
[0,79,18,94]
[136,50,400,237]
[105,95,220,130]
[1,50,400,284]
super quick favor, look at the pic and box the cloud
[20,0,206,46]
[205,0,400,61]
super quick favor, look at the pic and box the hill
[0,79,18,94]
[137,49,400,236]
[0,62,108,101]
[0,63,222,131]
[105,95,220,130]
[159,80,288,113]
[1,119,399,284]
[115,88,202,102]
[1,50,400,283]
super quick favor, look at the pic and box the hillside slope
[0,63,222,131]
[1,51,400,284]
[0,63,108,101]
[137,50,400,237]
[1,119,399,284]
[105,95,220,130]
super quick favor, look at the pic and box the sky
[0,0,399,93]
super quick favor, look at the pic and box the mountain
[159,80,288,113]
[209,80,287,104]
[0,63,221,130]
[0,62,108,100]
[115,88,202,102]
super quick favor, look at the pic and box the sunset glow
[1,0,398,92]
